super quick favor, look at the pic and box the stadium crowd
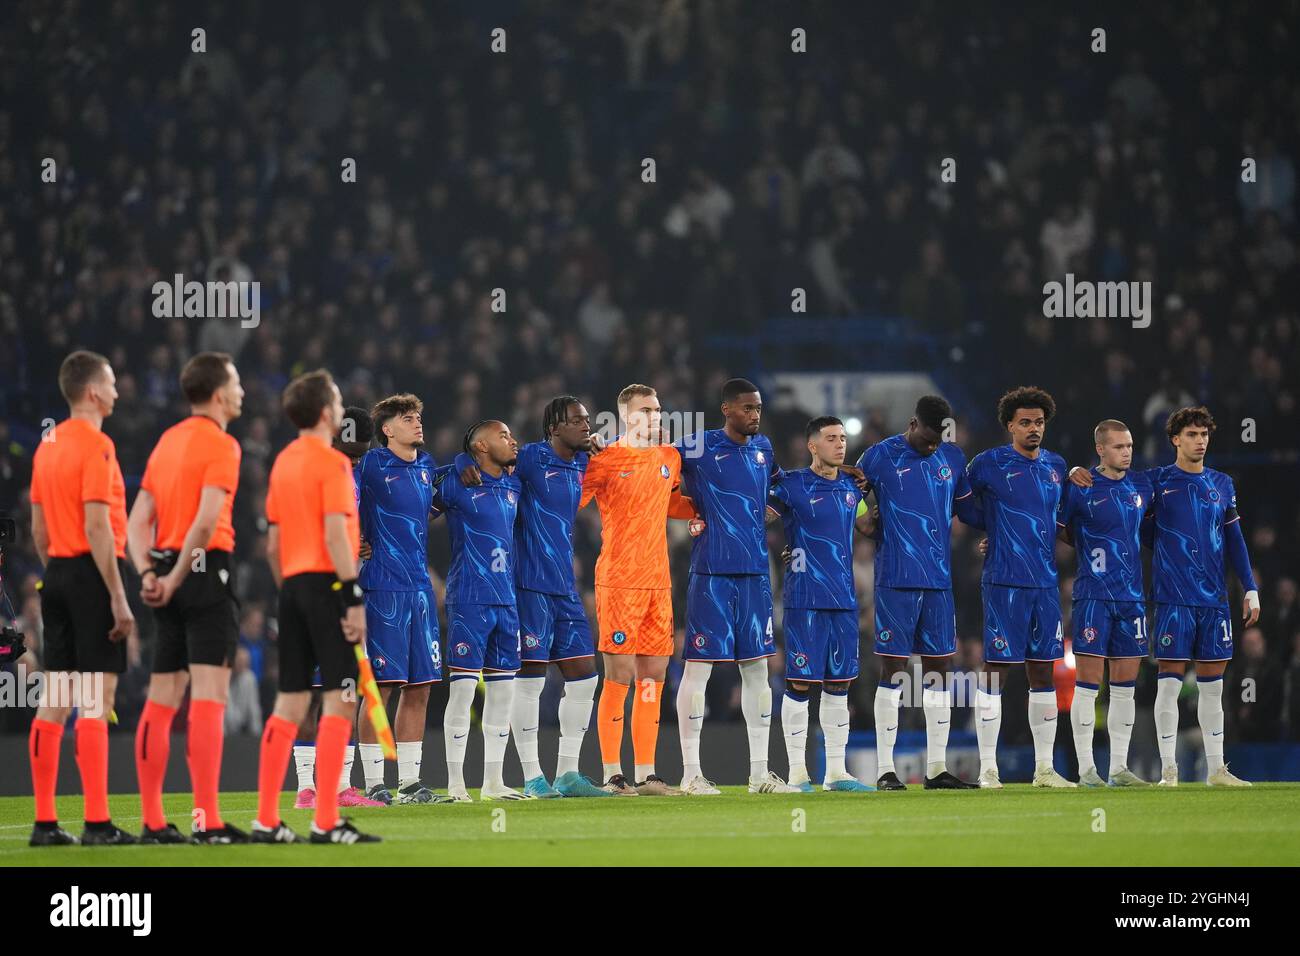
[2,0,1298,749]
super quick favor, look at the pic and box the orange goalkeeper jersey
[580,438,695,590]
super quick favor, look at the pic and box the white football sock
[1155,673,1182,769]
[444,677,477,793]
[676,660,712,781]
[557,675,597,777]
[874,681,903,775]
[922,682,951,777]
[739,658,772,781]
[1197,676,1225,774]
[782,692,810,783]
[397,739,422,789]
[1107,682,1137,775]
[482,676,515,790]
[1071,682,1099,775]
[975,687,1002,773]
[821,689,850,778]
[1028,687,1058,771]
[293,744,315,792]
[339,741,356,793]
[359,742,385,791]
[510,675,546,781]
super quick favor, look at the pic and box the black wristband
[333,578,364,608]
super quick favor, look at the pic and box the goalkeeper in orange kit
[580,384,699,796]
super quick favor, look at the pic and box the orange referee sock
[188,699,226,831]
[256,714,298,828]
[313,714,351,832]
[596,679,629,778]
[29,718,64,823]
[75,717,111,824]
[631,679,664,781]
[135,700,177,831]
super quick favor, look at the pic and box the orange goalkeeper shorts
[595,586,674,656]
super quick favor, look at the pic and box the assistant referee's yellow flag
[355,643,396,759]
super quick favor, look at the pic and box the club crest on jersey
[455,642,471,657]
[992,636,1008,651]
[937,465,952,481]
[793,652,808,669]
[1049,471,1060,483]
[1208,489,1220,503]
[755,451,765,464]
[878,629,892,643]
[1081,626,1098,643]
[693,633,707,650]
[421,469,429,483]
[506,490,517,504]
[612,630,627,646]
[1131,493,1142,508]
[373,656,386,670]
[1160,634,1173,647]
[844,491,856,506]
[524,634,540,649]
[660,464,670,479]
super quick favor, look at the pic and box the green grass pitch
[3,785,1299,866]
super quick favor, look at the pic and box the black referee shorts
[39,555,129,675]
[151,549,240,673]
[278,572,358,693]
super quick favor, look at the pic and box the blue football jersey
[767,468,861,610]
[676,429,781,575]
[430,464,521,606]
[966,444,1068,588]
[856,434,974,590]
[1148,465,1246,607]
[1057,468,1151,603]
[511,441,587,596]
[357,447,436,592]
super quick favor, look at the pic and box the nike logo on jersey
[896,468,911,476]
[472,492,487,500]
[385,475,399,483]
[937,719,949,725]
[619,471,633,478]
[790,729,805,736]
[1211,730,1223,736]
[1082,721,1094,727]
[613,716,623,722]
[760,712,771,719]
[453,733,467,740]
[545,471,559,479]
[1006,472,1022,479]
[523,727,538,733]
[982,717,997,723]
[809,497,823,504]
[839,722,851,728]
[1163,489,1176,495]
[714,453,730,461]
[688,714,703,721]
[1161,734,1174,739]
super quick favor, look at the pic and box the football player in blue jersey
[768,417,877,792]
[455,396,612,798]
[857,395,982,791]
[435,420,528,801]
[674,378,802,794]
[352,394,452,805]
[967,387,1075,789]
[1077,407,1259,787]
[1055,420,1153,788]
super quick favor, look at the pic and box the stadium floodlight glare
[845,417,863,437]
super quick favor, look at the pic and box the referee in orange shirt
[252,370,379,844]
[126,352,247,844]
[28,351,137,846]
